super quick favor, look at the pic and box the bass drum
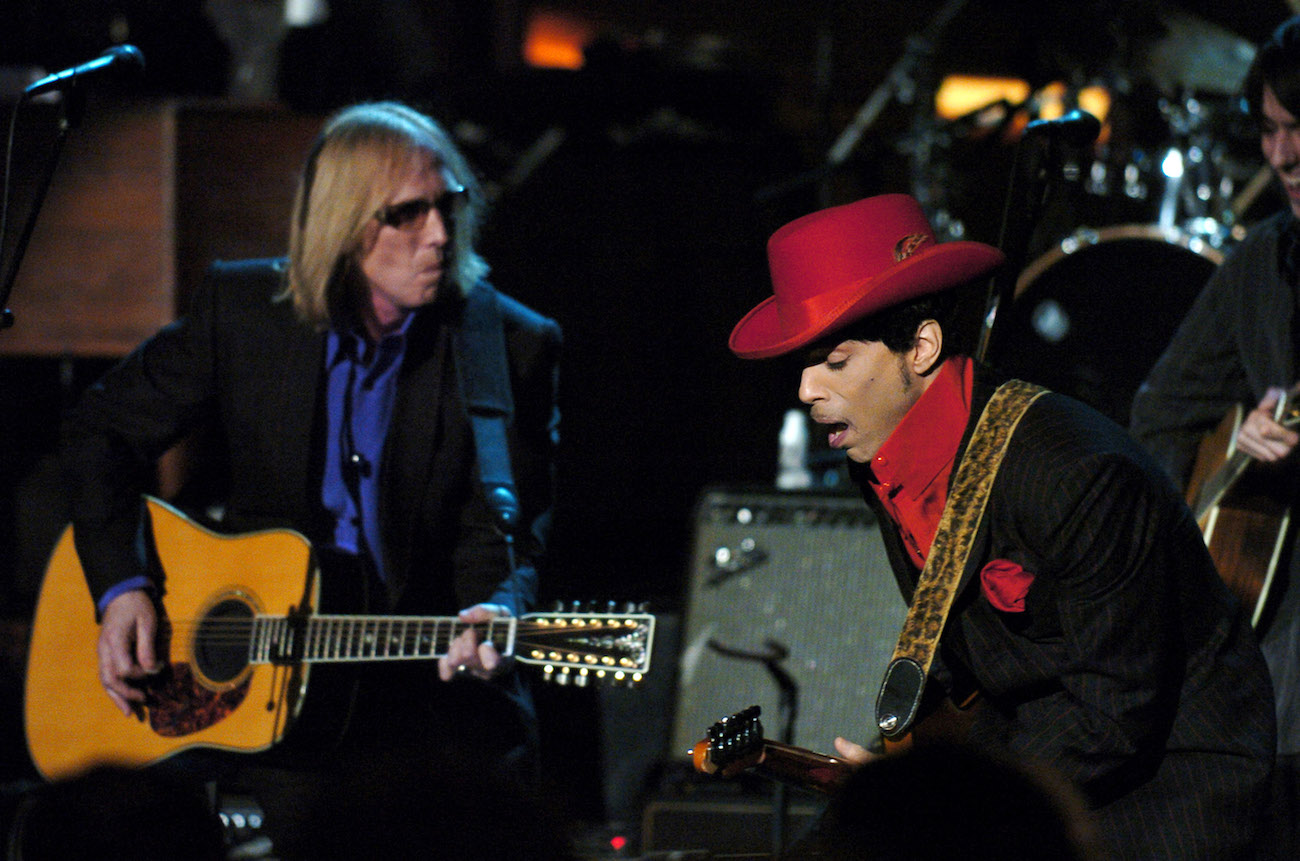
[995,224,1224,427]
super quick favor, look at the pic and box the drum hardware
[1002,223,1224,425]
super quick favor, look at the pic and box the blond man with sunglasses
[59,101,561,854]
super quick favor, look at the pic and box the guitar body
[24,497,656,782]
[1186,405,1291,627]
[25,497,318,780]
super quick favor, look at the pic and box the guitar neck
[1192,395,1300,520]
[250,614,512,665]
[753,740,854,795]
[1193,451,1254,520]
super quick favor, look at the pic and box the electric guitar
[1185,388,1300,627]
[691,705,853,795]
[24,496,656,781]
[692,694,981,795]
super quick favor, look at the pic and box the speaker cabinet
[671,487,906,757]
[640,796,821,856]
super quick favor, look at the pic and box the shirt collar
[869,355,973,500]
[326,311,417,369]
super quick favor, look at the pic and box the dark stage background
[0,0,1293,852]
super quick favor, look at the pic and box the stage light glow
[524,10,593,69]
[934,74,1031,120]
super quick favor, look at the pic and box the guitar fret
[305,617,317,660]
[263,617,279,663]
[281,618,295,662]
[357,618,370,659]
[249,617,263,663]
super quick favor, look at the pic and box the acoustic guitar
[24,496,656,781]
[1184,390,1300,627]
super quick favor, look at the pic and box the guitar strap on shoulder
[451,285,520,535]
[875,379,1048,741]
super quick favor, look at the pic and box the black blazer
[861,369,1275,860]
[61,258,561,620]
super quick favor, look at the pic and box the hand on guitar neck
[691,697,981,795]
[1186,383,1300,628]
[1234,384,1300,464]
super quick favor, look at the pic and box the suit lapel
[378,308,452,605]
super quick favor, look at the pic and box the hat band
[775,278,867,341]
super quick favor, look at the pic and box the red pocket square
[980,559,1034,613]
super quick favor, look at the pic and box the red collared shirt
[867,356,974,568]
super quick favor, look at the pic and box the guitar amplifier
[670,487,906,757]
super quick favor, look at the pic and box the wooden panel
[1,98,175,357]
[173,103,323,312]
[0,98,324,358]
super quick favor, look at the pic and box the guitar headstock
[515,605,654,687]
[692,705,765,778]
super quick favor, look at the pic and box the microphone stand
[0,87,88,333]
[823,0,969,170]
[755,0,969,205]
[975,112,1100,365]
[706,638,799,859]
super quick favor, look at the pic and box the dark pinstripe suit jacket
[860,369,1275,860]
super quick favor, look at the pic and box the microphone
[1024,109,1101,147]
[487,486,520,533]
[23,45,146,99]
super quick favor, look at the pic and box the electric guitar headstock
[692,705,766,778]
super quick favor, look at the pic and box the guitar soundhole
[194,598,253,685]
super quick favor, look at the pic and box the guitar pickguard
[147,662,250,737]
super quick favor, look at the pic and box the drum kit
[922,6,1274,425]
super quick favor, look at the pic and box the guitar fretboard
[249,615,514,664]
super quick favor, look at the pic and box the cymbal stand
[706,638,800,859]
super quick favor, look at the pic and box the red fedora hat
[729,194,1005,359]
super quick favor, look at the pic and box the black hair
[810,283,982,368]
[1245,15,1300,123]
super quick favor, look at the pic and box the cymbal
[1139,7,1256,96]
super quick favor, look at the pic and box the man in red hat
[731,193,1274,859]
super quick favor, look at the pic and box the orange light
[934,74,1031,121]
[1076,85,1111,124]
[524,10,593,70]
[1035,81,1068,121]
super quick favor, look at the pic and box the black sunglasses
[374,182,466,232]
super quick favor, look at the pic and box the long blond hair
[285,102,489,329]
